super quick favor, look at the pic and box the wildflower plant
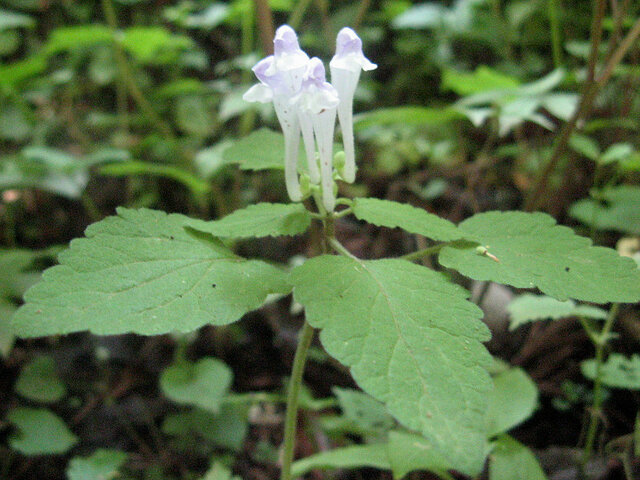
[11,25,640,480]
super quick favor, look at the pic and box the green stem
[548,0,563,68]
[100,0,174,138]
[329,237,358,259]
[400,243,447,262]
[580,303,620,473]
[288,0,314,30]
[280,320,315,480]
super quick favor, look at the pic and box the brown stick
[524,13,640,211]
[253,0,274,55]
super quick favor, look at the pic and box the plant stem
[524,10,640,211]
[400,243,447,262]
[580,303,620,473]
[548,0,563,68]
[280,320,315,480]
[100,0,174,138]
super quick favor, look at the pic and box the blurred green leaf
[0,55,47,86]
[160,357,233,413]
[333,387,395,433]
[490,435,547,480]
[8,407,78,455]
[0,301,16,358]
[99,161,211,195]
[569,186,640,235]
[486,367,538,437]
[184,4,229,29]
[507,294,607,330]
[600,143,634,165]
[222,128,288,171]
[162,404,249,451]
[44,25,112,54]
[569,134,600,161]
[0,9,35,30]
[354,107,464,131]
[15,355,67,403]
[582,354,640,389]
[120,27,193,64]
[291,444,390,477]
[67,449,128,480]
[442,66,520,96]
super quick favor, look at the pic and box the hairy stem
[580,303,620,474]
[280,312,315,480]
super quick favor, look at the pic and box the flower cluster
[243,25,376,212]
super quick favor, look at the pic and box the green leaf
[600,143,634,165]
[569,186,640,235]
[489,435,548,480]
[486,367,538,437]
[581,354,640,390]
[0,249,39,299]
[15,355,66,403]
[352,198,462,242]
[67,449,128,480]
[0,301,16,357]
[386,430,456,478]
[0,9,35,30]
[162,404,249,451]
[0,55,47,87]
[438,211,640,303]
[120,27,193,64]
[507,294,607,330]
[291,256,492,475]
[12,208,290,337]
[442,66,520,96]
[354,107,464,131]
[188,203,312,238]
[569,134,600,161]
[333,387,395,432]
[44,25,113,55]
[222,128,288,171]
[160,357,233,412]
[291,444,390,478]
[99,161,211,196]
[8,407,78,455]
[201,462,241,480]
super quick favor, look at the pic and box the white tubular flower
[243,25,310,202]
[294,58,339,212]
[330,27,377,184]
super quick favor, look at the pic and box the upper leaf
[352,198,462,242]
[12,208,290,337]
[187,203,312,238]
[291,256,492,475]
[438,211,640,303]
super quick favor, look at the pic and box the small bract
[243,25,376,212]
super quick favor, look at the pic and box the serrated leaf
[292,256,492,475]
[489,435,548,480]
[222,128,288,171]
[507,294,607,330]
[160,357,232,412]
[12,208,290,337]
[581,354,640,390]
[486,367,538,437]
[386,430,456,478]
[67,449,128,480]
[188,203,312,238]
[438,211,640,303]
[8,407,78,455]
[352,198,462,242]
[15,355,66,403]
[569,186,640,235]
[291,444,390,478]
